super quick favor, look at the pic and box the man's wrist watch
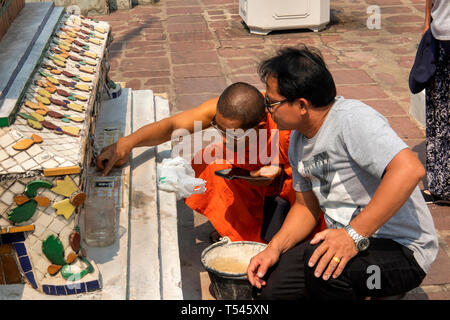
[344,225,370,252]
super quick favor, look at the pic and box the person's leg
[425,41,449,202]
[257,242,308,300]
[304,238,426,300]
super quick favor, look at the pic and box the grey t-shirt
[289,97,438,273]
[431,0,450,40]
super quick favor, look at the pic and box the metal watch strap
[344,225,369,251]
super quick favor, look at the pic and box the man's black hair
[258,45,337,107]
[217,82,266,129]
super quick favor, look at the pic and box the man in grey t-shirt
[247,46,438,300]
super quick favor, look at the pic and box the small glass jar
[83,194,116,247]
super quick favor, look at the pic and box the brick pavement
[93,0,449,300]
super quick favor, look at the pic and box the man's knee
[303,241,321,277]
[257,243,309,300]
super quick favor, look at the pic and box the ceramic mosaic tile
[0,12,113,295]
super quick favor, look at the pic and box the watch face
[357,238,370,251]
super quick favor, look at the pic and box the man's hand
[248,165,282,187]
[307,228,358,281]
[247,244,281,289]
[95,137,133,176]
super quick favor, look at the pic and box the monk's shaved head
[217,82,266,129]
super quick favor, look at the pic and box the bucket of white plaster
[201,236,266,300]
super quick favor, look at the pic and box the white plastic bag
[157,157,206,199]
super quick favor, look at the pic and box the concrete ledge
[0,3,64,126]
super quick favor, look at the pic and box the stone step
[0,2,64,126]
[128,89,183,300]
[0,88,183,300]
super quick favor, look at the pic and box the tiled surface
[0,13,110,176]
[0,12,112,295]
[92,0,449,300]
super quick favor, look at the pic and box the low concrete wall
[26,0,109,15]
[26,0,159,15]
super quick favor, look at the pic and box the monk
[96,82,325,243]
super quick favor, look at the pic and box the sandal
[421,189,450,205]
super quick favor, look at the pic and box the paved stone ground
[93,0,450,300]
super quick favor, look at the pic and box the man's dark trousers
[258,238,426,300]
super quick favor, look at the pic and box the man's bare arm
[308,148,425,280]
[247,190,321,288]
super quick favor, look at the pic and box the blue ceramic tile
[19,256,32,273]
[48,285,56,295]
[25,271,37,289]
[75,282,86,294]
[42,285,51,295]
[56,286,67,295]
[86,280,99,292]
[13,242,27,257]
[42,285,56,295]
[65,285,77,295]
[0,232,25,244]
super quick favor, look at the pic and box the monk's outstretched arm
[96,97,218,176]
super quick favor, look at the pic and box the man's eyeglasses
[210,115,257,141]
[264,95,289,113]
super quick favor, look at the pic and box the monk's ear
[256,120,267,129]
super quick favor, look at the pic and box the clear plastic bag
[157,157,206,199]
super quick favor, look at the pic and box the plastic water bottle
[83,194,116,247]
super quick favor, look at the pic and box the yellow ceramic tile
[53,59,65,67]
[51,175,78,197]
[88,38,101,45]
[35,95,51,105]
[84,59,97,67]
[61,126,80,137]
[30,112,45,122]
[46,76,59,85]
[94,26,106,34]
[43,166,81,177]
[74,94,87,101]
[79,76,92,83]
[25,100,39,110]
[83,51,97,59]
[52,198,76,220]
[68,116,84,123]
[37,88,51,98]
[59,44,70,52]
[27,119,43,130]
[75,83,91,92]
[12,138,34,151]
[38,103,49,112]
[35,109,48,116]
[79,66,94,74]
[67,103,84,112]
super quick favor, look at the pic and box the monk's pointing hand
[95,137,132,176]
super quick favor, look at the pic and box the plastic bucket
[201,237,267,300]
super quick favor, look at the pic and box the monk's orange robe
[185,114,326,243]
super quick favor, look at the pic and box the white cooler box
[239,0,330,35]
